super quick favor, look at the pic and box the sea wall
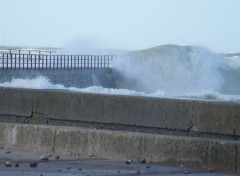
[0,68,115,88]
[0,123,239,172]
[0,87,239,136]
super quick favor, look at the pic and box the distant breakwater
[0,52,116,88]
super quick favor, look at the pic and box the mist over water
[1,44,240,102]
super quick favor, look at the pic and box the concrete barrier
[0,123,239,173]
[0,87,33,117]
[0,87,240,136]
[32,89,240,136]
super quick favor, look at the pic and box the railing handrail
[0,54,115,70]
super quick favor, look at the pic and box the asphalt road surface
[0,148,237,176]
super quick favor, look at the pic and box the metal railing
[0,53,115,70]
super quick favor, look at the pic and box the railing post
[10,53,13,69]
[20,53,21,69]
[91,55,93,69]
[38,53,40,69]
[27,54,29,70]
[60,55,62,69]
[30,54,32,69]
[2,54,4,69]
[53,55,55,69]
[88,55,90,69]
[64,55,66,69]
[92,55,93,69]
[104,55,106,68]
[6,54,9,70]
[74,55,76,69]
[94,55,96,69]
[80,55,82,69]
[9,50,12,69]
[45,55,48,69]
[41,55,43,68]
[34,55,36,69]
[50,54,52,69]
[97,55,99,69]
[23,54,25,69]
[83,55,85,70]
[67,55,69,69]
[18,50,21,69]
[57,55,59,69]
[14,54,16,70]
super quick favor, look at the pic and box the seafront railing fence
[0,53,115,70]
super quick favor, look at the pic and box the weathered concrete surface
[0,123,239,173]
[191,101,240,135]
[32,90,191,131]
[32,89,240,136]
[0,88,33,117]
[0,87,240,136]
[0,123,54,152]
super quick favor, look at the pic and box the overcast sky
[0,0,239,52]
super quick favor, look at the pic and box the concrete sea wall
[0,87,240,172]
[0,87,239,136]
[0,123,239,172]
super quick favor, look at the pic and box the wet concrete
[0,148,237,176]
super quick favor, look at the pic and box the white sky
[0,0,239,52]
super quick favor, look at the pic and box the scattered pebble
[55,155,60,160]
[136,169,141,174]
[140,159,146,164]
[29,162,38,168]
[40,154,49,161]
[75,154,80,158]
[24,118,30,123]
[46,119,49,124]
[125,159,132,164]
[208,168,215,172]
[5,161,12,167]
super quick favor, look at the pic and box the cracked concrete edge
[0,123,239,173]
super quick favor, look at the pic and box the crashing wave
[112,45,240,95]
